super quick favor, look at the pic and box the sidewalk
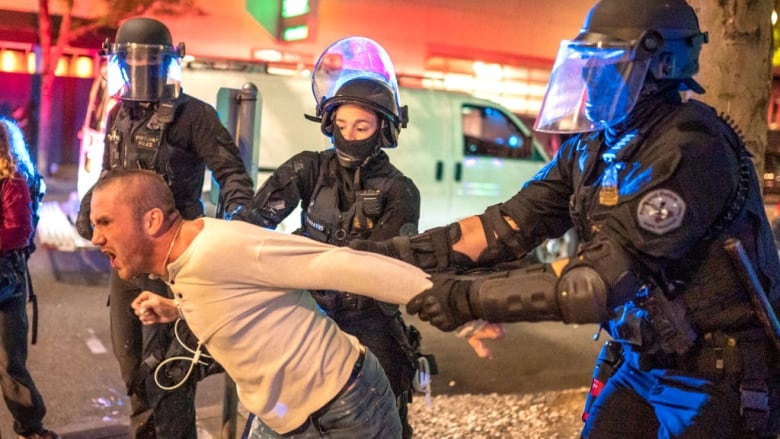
[58,404,251,439]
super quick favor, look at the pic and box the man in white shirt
[88,168,433,438]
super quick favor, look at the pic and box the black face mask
[332,128,381,169]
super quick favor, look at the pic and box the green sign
[246,0,315,41]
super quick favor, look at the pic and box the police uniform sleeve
[486,147,577,259]
[186,98,255,215]
[368,174,420,241]
[237,151,321,227]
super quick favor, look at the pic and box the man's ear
[143,208,167,237]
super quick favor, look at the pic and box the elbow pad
[556,266,611,324]
[474,204,523,265]
[557,235,647,323]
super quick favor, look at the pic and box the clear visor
[312,36,401,115]
[106,44,182,102]
[534,40,650,133]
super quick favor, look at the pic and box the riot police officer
[236,36,420,438]
[76,17,254,439]
[352,1,780,437]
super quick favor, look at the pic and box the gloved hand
[224,205,247,222]
[350,224,466,271]
[76,188,94,240]
[349,237,402,260]
[406,275,477,331]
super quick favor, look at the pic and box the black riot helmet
[320,77,403,149]
[103,17,185,102]
[578,0,707,88]
[534,0,708,133]
[311,36,408,149]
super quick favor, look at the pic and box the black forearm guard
[467,264,561,322]
[410,260,613,332]
[351,222,469,272]
[467,262,611,324]
[395,223,466,271]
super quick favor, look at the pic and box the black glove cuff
[449,279,477,322]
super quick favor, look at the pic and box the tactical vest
[300,158,399,247]
[105,98,204,220]
[106,102,172,172]
[303,156,403,318]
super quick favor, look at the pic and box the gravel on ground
[408,387,589,439]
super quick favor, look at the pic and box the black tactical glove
[225,205,281,229]
[406,275,477,331]
[350,223,473,272]
[349,236,402,259]
[76,187,94,240]
[224,205,248,222]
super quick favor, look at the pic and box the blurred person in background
[0,118,58,439]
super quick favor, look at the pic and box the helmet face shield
[534,40,650,133]
[106,43,182,102]
[312,36,402,121]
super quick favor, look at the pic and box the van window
[462,104,531,160]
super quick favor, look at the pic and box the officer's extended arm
[350,204,520,272]
[410,235,645,331]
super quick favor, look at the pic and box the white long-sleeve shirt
[165,217,432,433]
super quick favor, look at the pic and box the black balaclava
[332,124,382,169]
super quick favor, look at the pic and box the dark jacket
[0,174,32,251]
[101,94,254,219]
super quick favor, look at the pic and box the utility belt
[591,328,777,433]
[310,290,378,313]
[608,285,697,357]
[647,328,774,433]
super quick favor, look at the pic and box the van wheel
[533,229,578,263]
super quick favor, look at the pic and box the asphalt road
[0,167,604,437]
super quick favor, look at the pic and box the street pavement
[0,166,604,438]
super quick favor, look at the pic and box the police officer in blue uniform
[236,37,420,438]
[351,1,780,437]
[77,17,254,439]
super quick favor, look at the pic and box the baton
[724,238,780,354]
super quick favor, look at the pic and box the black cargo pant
[0,287,48,436]
[109,270,197,439]
[582,343,780,439]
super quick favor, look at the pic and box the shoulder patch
[636,189,686,235]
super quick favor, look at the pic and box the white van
[77,58,575,260]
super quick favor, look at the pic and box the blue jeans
[246,349,402,438]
